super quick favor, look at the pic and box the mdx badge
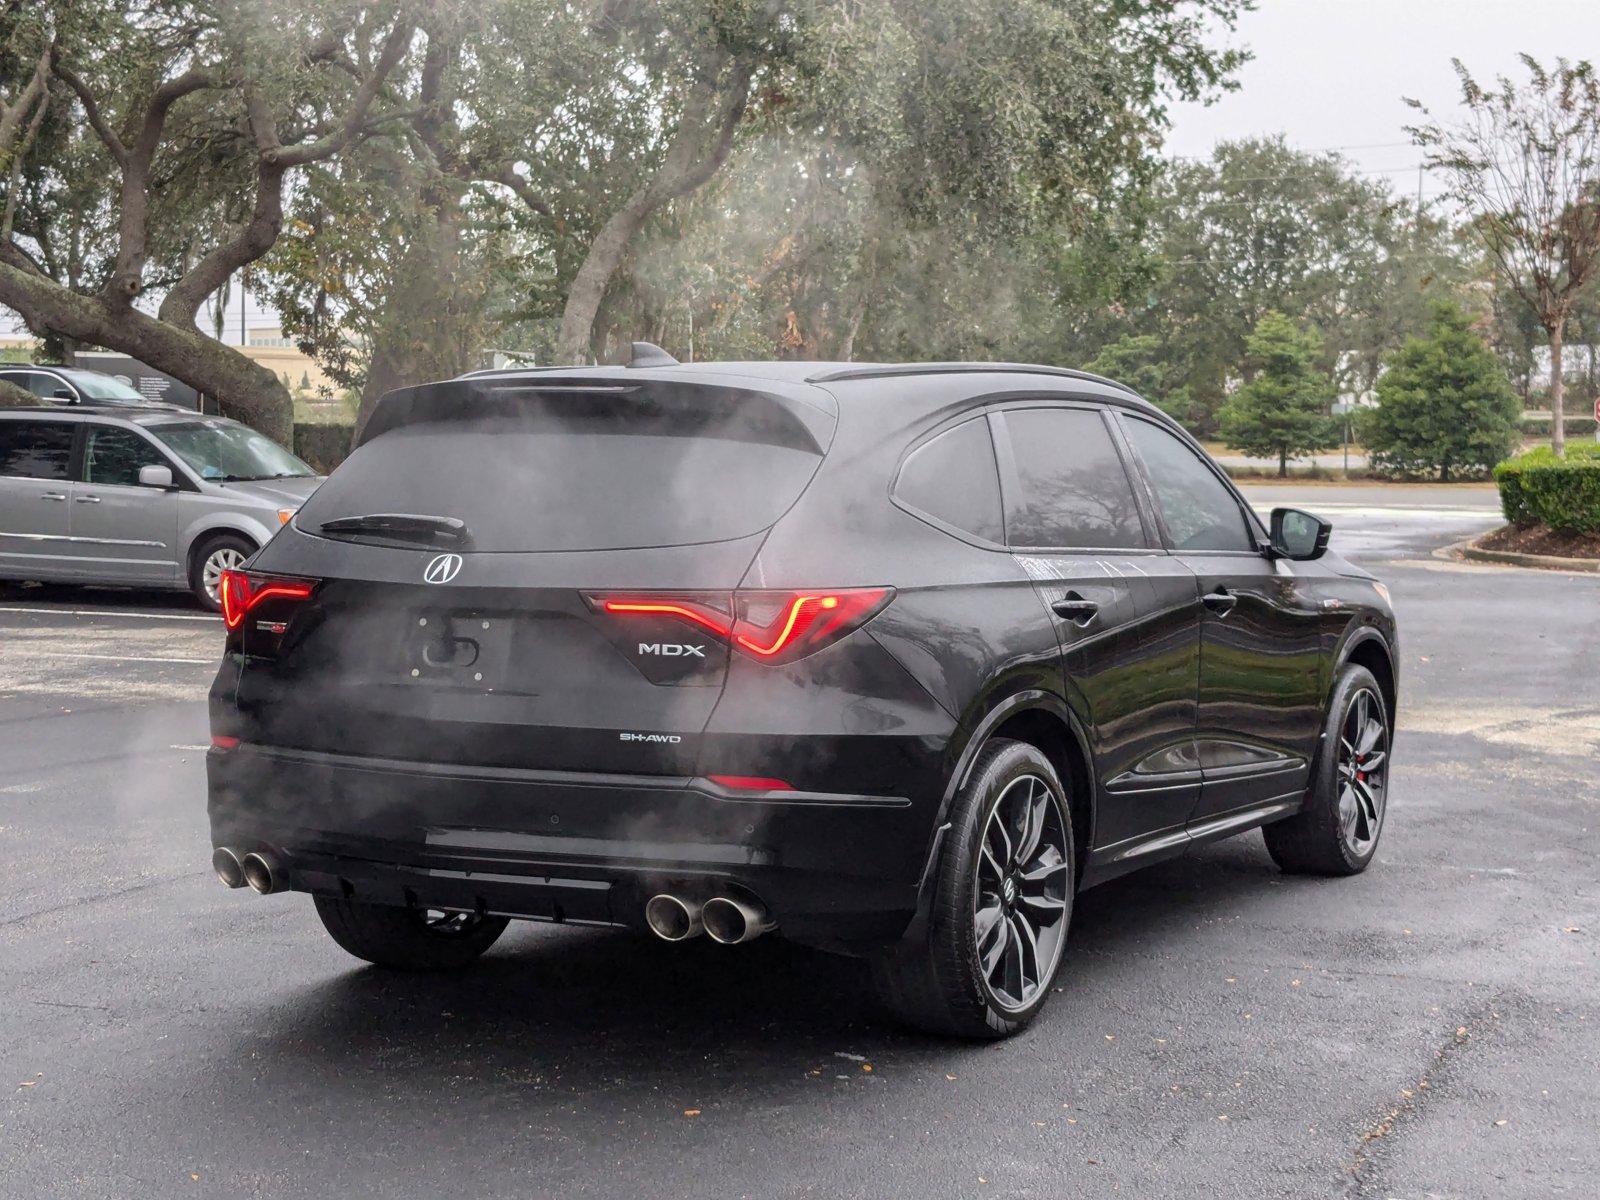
[423,553,463,584]
[638,643,706,657]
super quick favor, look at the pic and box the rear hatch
[232,376,833,775]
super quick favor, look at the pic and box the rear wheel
[1263,663,1390,875]
[314,896,509,972]
[189,533,254,612]
[872,738,1075,1039]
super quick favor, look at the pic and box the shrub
[1494,442,1600,533]
[293,422,355,474]
[1217,312,1340,476]
[1520,414,1599,438]
[1361,300,1522,481]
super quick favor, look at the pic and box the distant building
[240,325,333,395]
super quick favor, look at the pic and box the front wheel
[871,738,1075,1039]
[314,896,509,972]
[1263,663,1391,875]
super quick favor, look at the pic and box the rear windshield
[296,417,823,552]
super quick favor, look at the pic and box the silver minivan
[0,406,322,609]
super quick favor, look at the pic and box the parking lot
[2,484,1596,1199]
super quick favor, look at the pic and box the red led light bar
[590,587,892,664]
[220,569,316,631]
[211,734,241,750]
[708,774,794,792]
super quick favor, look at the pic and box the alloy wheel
[1336,688,1388,857]
[201,546,247,605]
[973,774,1071,1012]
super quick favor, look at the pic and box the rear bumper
[207,743,939,949]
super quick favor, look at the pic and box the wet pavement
[3,483,1596,1199]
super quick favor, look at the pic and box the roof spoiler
[358,373,834,456]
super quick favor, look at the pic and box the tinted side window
[1122,417,1254,552]
[1002,407,1146,549]
[894,416,1004,543]
[84,425,163,487]
[26,373,69,400]
[0,421,74,480]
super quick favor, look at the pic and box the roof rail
[806,361,1138,396]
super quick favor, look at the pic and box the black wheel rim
[1336,688,1388,857]
[973,774,1070,1013]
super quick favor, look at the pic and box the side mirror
[138,464,174,489]
[1269,507,1331,561]
[51,388,76,401]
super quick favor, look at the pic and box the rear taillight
[589,587,893,665]
[219,569,317,632]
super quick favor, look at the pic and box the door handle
[75,495,101,503]
[1202,588,1237,616]
[40,492,66,501]
[1051,593,1100,625]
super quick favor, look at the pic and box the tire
[1263,664,1391,876]
[871,738,1076,1039]
[313,896,510,972]
[189,533,255,612]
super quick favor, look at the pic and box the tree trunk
[554,63,751,364]
[1278,446,1288,478]
[0,257,292,441]
[1550,320,1566,456]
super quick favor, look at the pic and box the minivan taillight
[589,587,893,665]
[219,569,317,632]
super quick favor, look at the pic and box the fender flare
[180,516,272,573]
[902,688,1096,943]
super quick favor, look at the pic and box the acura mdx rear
[209,353,1397,1038]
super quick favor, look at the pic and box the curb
[1435,529,1600,574]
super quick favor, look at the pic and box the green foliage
[1217,312,1340,474]
[1495,442,1600,533]
[292,423,356,475]
[1361,300,1522,480]
[1084,335,1192,422]
[1092,137,1465,435]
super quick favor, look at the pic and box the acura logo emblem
[423,553,463,584]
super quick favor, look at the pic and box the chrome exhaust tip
[645,894,704,942]
[240,851,285,895]
[702,895,774,945]
[212,846,246,889]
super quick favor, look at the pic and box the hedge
[293,423,355,474]
[1494,441,1600,534]
[1519,414,1599,438]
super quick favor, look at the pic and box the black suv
[207,351,1396,1038]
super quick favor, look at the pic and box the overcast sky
[1165,0,1600,201]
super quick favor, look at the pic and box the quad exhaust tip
[212,847,246,889]
[702,896,774,945]
[240,851,285,895]
[645,894,704,942]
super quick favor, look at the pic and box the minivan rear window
[297,418,824,552]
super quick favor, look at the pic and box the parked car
[206,349,1397,1037]
[0,406,322,609]
[0,364,186,409]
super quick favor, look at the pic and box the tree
[0,2,418,440]
[1218,311,1340,476]
[1409,56,1600,456]
[1361,300,1522,481]
[1084,334,1192,422]
[1114,138,1463,436]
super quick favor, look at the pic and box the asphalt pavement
[2,484,1597,1199]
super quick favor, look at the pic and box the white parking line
[0,606,218,623]
[48,652,216,666]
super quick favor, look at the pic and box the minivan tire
[1263,664,1390,876]
[189,533,254,612]
[314,896,510,971]
[871,738,1075,1039]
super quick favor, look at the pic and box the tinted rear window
[1003,407,1146,549]
[0,420,74,480]
[297,418,823,552]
